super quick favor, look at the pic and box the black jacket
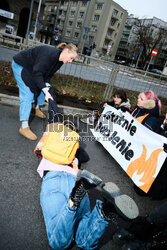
[13,45,63,93]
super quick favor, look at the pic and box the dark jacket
[130,104,159,131]
[13,45,63,93]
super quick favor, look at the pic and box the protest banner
[90,106,167,193]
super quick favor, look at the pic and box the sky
[114,0,167,22]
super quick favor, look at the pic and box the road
[0,103,164,250]
[0,46,167,97]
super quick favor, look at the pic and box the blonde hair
[57,42,78,54]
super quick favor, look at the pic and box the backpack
[41,122,80,165]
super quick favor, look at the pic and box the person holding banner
[12,43,78,141]
[80,89,131,125]
[130,90,161,131]
[113,200,167,250]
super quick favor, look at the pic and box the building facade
[0,0,45,39]
[41,0,128,60]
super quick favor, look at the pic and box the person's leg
[40,171,78,249]
[31,91,46,119]
[147,200,167,225]
[40,169,102,249]
[75,200,109,250]
[11,60,37,140]
[113,201,167,246]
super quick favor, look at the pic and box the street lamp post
[25,0,34,45]
[33,0,42,42]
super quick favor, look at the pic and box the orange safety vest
[131,108,149,124]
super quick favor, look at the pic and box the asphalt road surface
[0,103,164,250]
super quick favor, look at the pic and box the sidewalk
[0,93,92,116]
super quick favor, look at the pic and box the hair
[57,42,78,54]
[113,89,127,103]
[139,90,162,115]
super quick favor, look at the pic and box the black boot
[69,170,102,207]
[101,182,139,221]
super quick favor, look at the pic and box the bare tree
[130,19,166,68]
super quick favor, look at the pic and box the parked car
[149,68,162,75]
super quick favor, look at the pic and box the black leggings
[48,87,61,124]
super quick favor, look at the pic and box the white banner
[91,106,167,193]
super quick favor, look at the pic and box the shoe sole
[102,182,139,220]
[77,169,102,186]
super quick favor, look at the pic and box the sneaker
[102,182,139,220]
[19,126,37,140]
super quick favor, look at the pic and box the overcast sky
[114,0,167,22]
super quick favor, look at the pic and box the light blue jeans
[12,60,45,121]
[40,171,109,250]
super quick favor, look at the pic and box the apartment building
[41,0,128,60]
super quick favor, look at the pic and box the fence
[0,33,167,105]
[55,55,167,103]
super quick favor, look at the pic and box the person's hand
[45,91,53,102]
[103,103,108,108]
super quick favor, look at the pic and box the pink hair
[144,90,161,115]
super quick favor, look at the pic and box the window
[48,5,52,11]
[107,30,113,36]
[110,18,116,26]
[66,31,71,37]
[117,23,120,29]
[91,25,97,31]
[120,12,123,18]
[46,15,50,21]
[63,11,67,16]
[60,20,64,26]
[54,6,57,13]
[97,4,103,10]
[69,21,73,26]
[71,11,75,17]
[114,33,117,38]
[82,1,87,7]
[113,9,118,17]
[79,12,84,18]
[76,22,82,28]
[73,1,78,7]
[94,15,100,21]
[75,32,79,38]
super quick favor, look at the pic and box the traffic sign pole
[145,49,158,76]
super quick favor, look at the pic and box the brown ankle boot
[19,127,37,140]
[32,108,46,119]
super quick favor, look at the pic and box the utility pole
[25,0,34,45]
[33,0,42,42]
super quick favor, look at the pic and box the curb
[0,93,93,116]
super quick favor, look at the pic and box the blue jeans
[12,60,45,121]
[40,171,109,250]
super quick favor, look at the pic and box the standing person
[80,89,131,125]
[12,43,78,140]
